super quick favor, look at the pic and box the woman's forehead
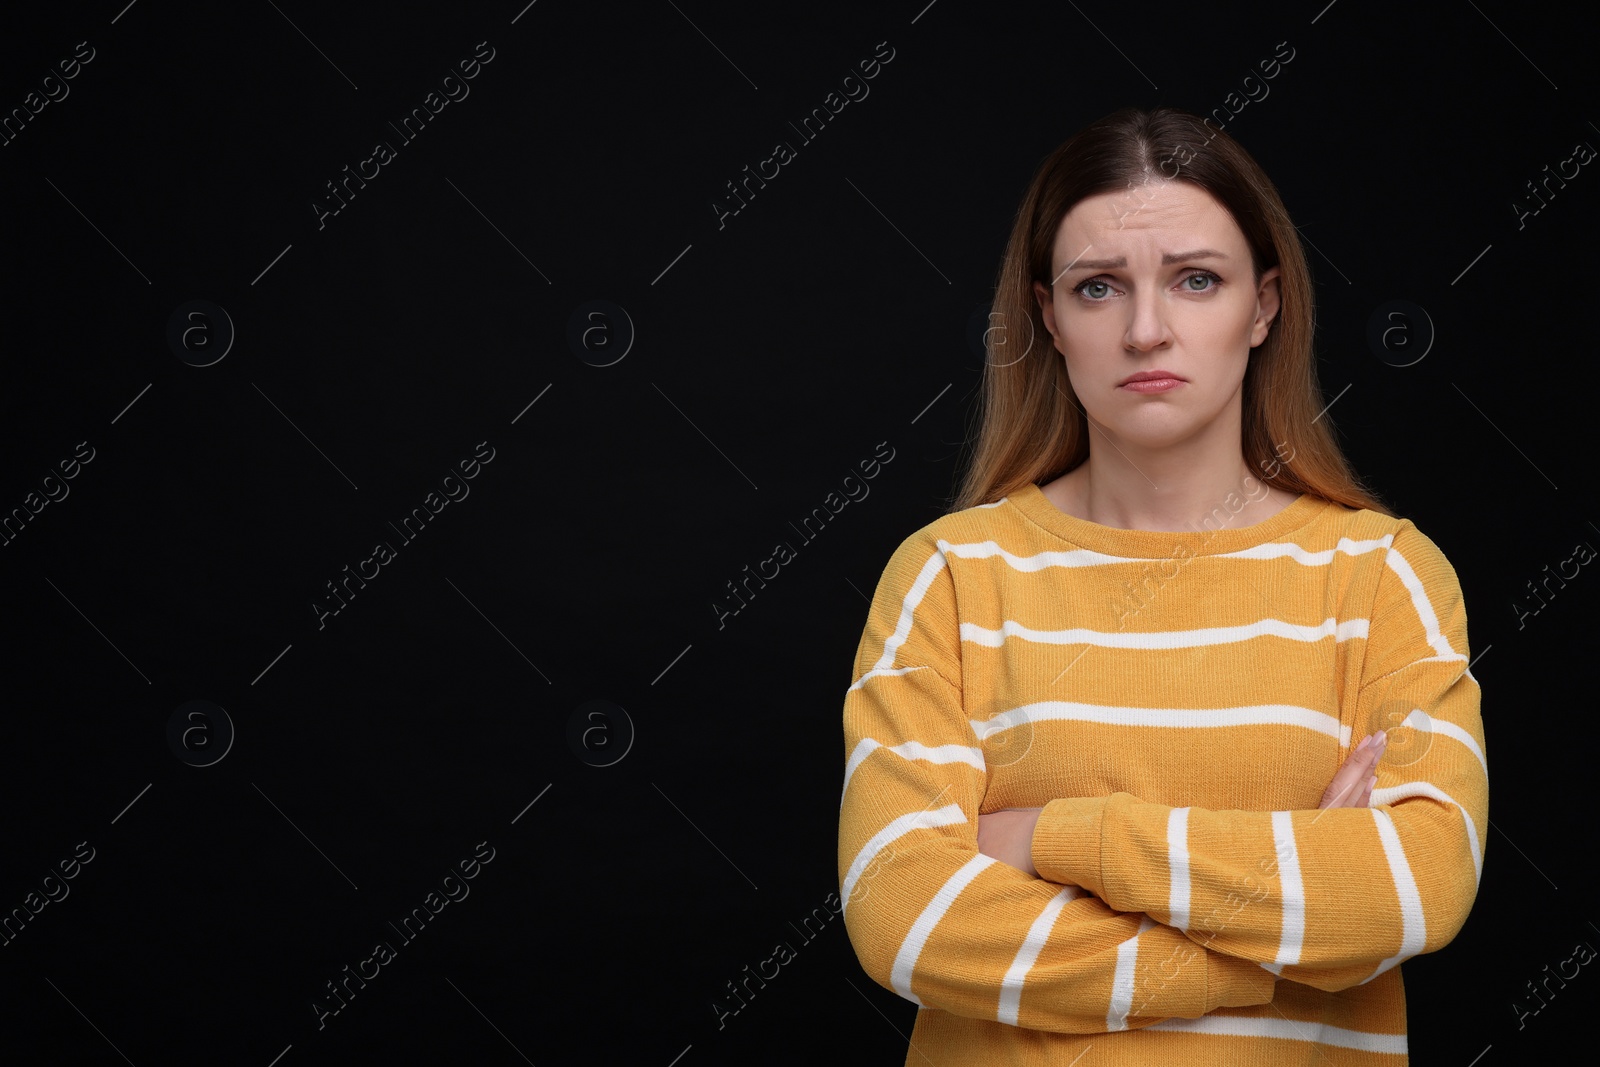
[1052,183,1243,262]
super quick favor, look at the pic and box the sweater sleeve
[1029,520,1488,992]
[838,528,1278,1032]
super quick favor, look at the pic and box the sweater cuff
[1030,796,1108,897]
[1207,953,1279,1010]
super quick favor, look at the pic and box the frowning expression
[1032,179,1281,451]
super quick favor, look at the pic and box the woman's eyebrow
[1058,248,1231,275]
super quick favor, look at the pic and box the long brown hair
[950,106,1393,518]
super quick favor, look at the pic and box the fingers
[1329,770,1367,809]
[1346,733,1385,807]
[1319,773,1360,810]
[1319,733,1387,809]
[1362,732,1387,775]
[1325,734,1374,804]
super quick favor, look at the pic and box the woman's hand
[976,807,1043,876]
[1319,732,1387,809]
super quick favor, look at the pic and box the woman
[837,107,1485,1065]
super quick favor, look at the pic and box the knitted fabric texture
[837,483,1486,1065]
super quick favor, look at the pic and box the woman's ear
[1032,280,1063,354]
[1250,266,1282,348]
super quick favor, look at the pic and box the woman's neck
[1041,457,1297,533]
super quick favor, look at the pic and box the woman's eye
[1071,271,1220,302]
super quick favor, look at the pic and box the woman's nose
[1124,289,1173,350]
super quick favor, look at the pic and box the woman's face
[1031,180,1281,454]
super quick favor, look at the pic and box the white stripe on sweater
[939,534,1394,569]
[1373,780,1483,888]
[942,539,1160,569]
[840,738,985,807]
[973,701,1351,745]
[1360,808,1427,983]
[868,549,949,673]
[847,663,930,692]
[1383,540,1466,662]
[1147,1013,1408,1054]
[1167,808,1192,931]
[841,802,966,919]
[996,885,1082,1025]
[1219,535,1395,566]
[1397,708,1487,776]
[960,615,1368,649]
[1108,915,1159,1031]
[1270,811,1306,966]
[890,854,996,1005]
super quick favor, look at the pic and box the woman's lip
[1120,377,1184,393]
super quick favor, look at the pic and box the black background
[0,2,1592,1064]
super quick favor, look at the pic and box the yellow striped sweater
[837,482,1486,1065]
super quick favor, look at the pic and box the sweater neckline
[1006,481,1327,557]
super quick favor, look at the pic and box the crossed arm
[840,521,1486,1028]
[976,729,1389,880]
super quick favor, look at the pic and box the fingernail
[1355,735,1369,751]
